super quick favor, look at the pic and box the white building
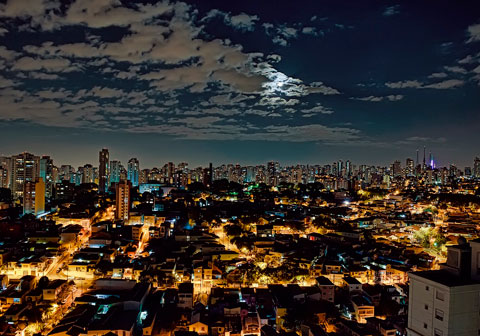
[407,239,480,336]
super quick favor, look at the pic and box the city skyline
[0,1,479,165]
[1,147,480,170]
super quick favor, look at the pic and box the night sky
[0,0,479,168]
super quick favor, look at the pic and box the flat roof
[410,270,480,287]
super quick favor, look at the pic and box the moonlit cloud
[383,5,400,16]
[466,23,480,43]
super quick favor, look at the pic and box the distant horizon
[2,146,479,170]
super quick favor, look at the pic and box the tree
[224,224,243,237]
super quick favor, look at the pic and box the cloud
[398,136,447,145]
[204,9,258,31]
[0,46,19,61]
[307,82,340,95]
[385,80,423,89]
[12,56,72,72]
[227,13,259,31]
[266,54,282,63]
[63,0,173,29]
[458,52,480,64]
[0,75,18,88]
[386,79,464,89]
[272,36,288,46]
[444,66,467,74]
[301,104,334,115]
[255,62,340,97]
[257,97,299,106]
[383,5,400,16]
[207,93,254,106]
[354,95,404,102]
[212,69,267,93]
[87,86,125,99]
[301,27,320,36]
[0,0,361,144]
[29,72,62,80]
[0,0,173,31]
[466,23,480,43]
[422,79,464,89]
[126,121,361,143]
[428,72,448,79]
[263,23,298,46]
[0,0,56,23]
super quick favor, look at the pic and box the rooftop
[410,269,480,287]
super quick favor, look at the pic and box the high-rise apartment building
[166,162,175,184]
[407,240,480,336]
[0,165,8,189]
[474,157,480,178]
[406,158,415,176]
[267,161,278,186]
[392,160,402,177]
[115,180,131,221]
[23,180,35,214]
[99,148,109,193]
[139,169,150,184]
[10,152,40,199]
[23,177,45,215]
[127,158,140,187]
[110,160,122,184]
[0,156,11,189]
[82,164,94,184]
[39,156,54,198]
[60,165,76,183]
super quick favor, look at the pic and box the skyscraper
[0,156,10,189]
[465,167,472,177]
[393,160,402,177]
[337,160,343,177]
[474,157,480,178]
[10,152,40,199]
[406,158,415,176]
[115,180,131,221]
[99,148,109,193]
[267,161,278,186]
[127,158,140,187]
[110,160,122,184]
[39,156,54,198]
